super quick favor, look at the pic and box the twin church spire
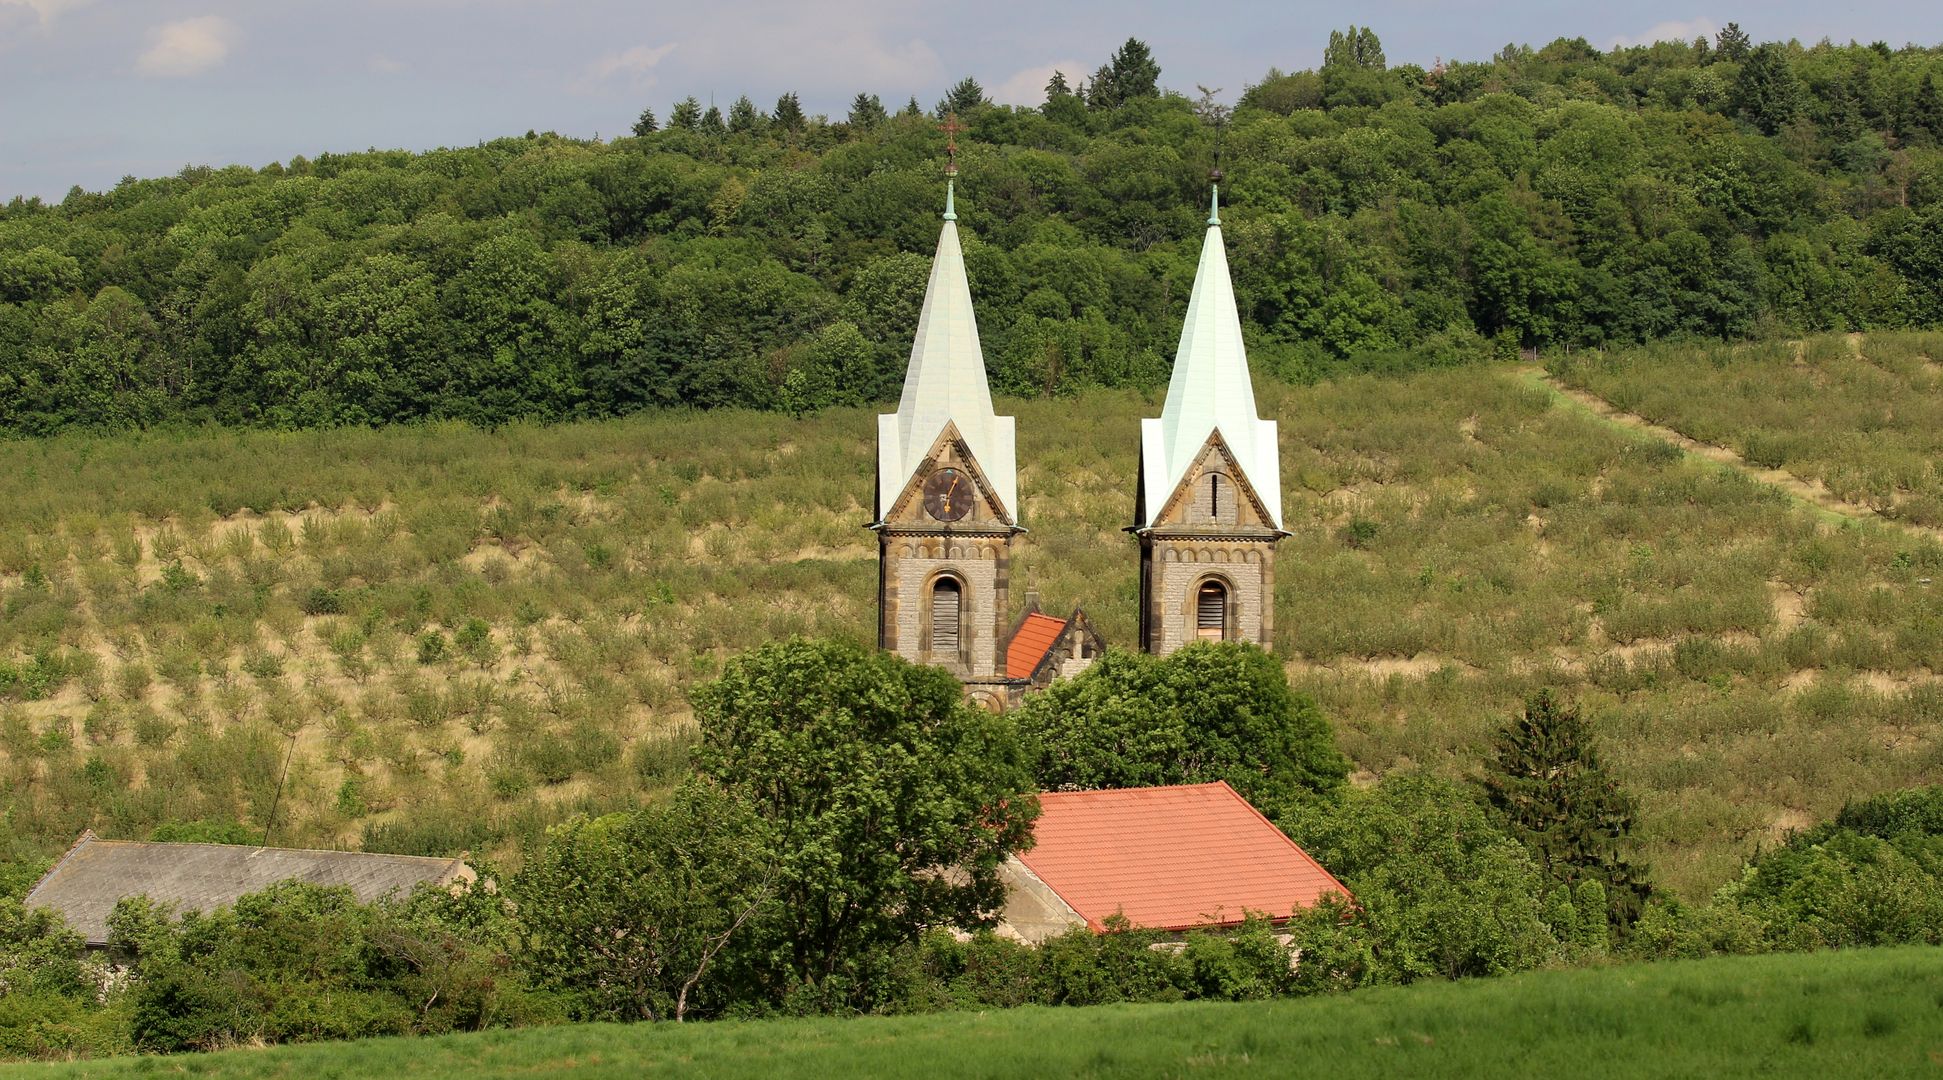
[876,160,1283,704]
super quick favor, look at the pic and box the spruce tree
[1478,689,1652,936]
[1106,38,1161,99]
[699,104,726,137]
[935,76,988,118]
[1733,43,1802,135]
[1714,22,1752,62]
[1909,73,1943,145]
[631,106,658,137]
[727,95,762,134]
[847,92,887,130]
[902,95,923,117]
[669,96,702,131]
[772,91,806,132]
[1045,70,1071,99]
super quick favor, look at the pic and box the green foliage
[510,781,772,1022]
[110,880,552,1053]
[691,638,1037,1006]
[147,820,259,845]
[1477,689,1653,935]
[1016,643,1348,816]
[1283,773,1590,983]
[935,78,988,118]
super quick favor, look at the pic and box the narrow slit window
[1210,473,1227,521]
[1196,582,1227,641]
[932,579,962,655]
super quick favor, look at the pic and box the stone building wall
[882,534,1008,677]
[1146,541,1273,656]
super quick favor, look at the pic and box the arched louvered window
[931,578,962,657]
[1196,581,1228,642]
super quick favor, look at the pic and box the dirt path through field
[1513,366,1943,545]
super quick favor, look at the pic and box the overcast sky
[3,0,1939,201]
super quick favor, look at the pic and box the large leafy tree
[1015,643,1348,817]
[1477,689,1653,936]
[691,638,1038,1005]
[510,781,773,1022]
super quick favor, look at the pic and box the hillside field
[2,332,1941,898]
[5,945,1940,1079]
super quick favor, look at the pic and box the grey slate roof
[24,831,469,945]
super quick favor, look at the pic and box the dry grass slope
[2,333,1940,897]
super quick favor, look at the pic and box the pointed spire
[1136,190,1282,530]
[944,178,956,221]
[876,176,1017,523]
[1208,182,1220,226]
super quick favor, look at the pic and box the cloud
[991,59,1086,107]
[137,16,238,77]
[1608,18,1718,50]
[574,42,676,92]
[0,0,89,28]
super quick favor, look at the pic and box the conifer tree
[1734,43,1802,135]
[935,76,988,118]
[669,96,702,131]
[902,95,923,117]
[1478,689,1652,937]
[727,95,762,134]
[1045,70,1071,99]
[1107,38,1161,98]
[772,91,806,132]
[1714,22,1752,62]
[1909,73,1943,145]
[631,106,658,137]
[847,92,887,129]
[699,104,726,136]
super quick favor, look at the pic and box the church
[870,156,1286,708]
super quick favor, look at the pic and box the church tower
[1132,185,1286,655]
[872,153,1020,709]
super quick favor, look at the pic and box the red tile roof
[1005,612,1068,679]
[1016,782,1349,932]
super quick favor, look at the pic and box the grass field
[1550,332,1943,528]
[6,946,1940,1078]
[2,333,1941,897]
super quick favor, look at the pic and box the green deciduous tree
[511,781,773,1022]
[1015,643,1348,817]
[691,638,1037,1006]
[1477,689,1653,936]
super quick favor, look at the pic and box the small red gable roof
[1005,612,1069,680]
[1016,781,1348,932]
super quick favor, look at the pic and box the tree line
[2,28,1942,435]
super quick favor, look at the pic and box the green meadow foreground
[2,333,1941,899]
[4,947,1938,1079]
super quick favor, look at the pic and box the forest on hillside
[2,27,1943,434]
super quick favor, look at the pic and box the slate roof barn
[24,831,472,946]
[996,782,1348,942]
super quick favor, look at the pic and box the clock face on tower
[922,468,973,522]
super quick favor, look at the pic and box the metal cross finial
[940,112,963,177]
